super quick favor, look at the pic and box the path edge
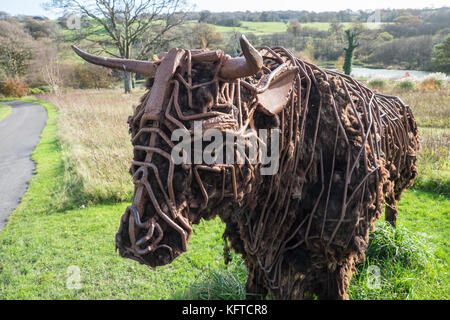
[0,98,57,233]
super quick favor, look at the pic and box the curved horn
[220,35,263,79]
[71,45,157,77]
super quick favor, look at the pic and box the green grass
[0,104,12,123]
[349,219,448,300]
[349,189,449,300]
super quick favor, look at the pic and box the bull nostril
[155,245,174,264]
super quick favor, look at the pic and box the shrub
[28,87,45,95]
[38,85,53,93]
[376,31,394,42]
[62,63,114,89]
[395,79,415,91]
[334,56,345,73]
[367,79,387,89]
[0,78,28,97]
[419,72,448,91]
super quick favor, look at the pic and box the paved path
[0,101,47,231]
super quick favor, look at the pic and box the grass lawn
[397,190,449,261]
[0,104,12,123]
[0,95,448,299]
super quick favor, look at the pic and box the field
[0,79,448,300]
[187,21,385,35]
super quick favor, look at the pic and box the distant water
[326,67,433,80]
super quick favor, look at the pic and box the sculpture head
[72,36,300,268]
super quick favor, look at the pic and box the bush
[61,63,114,89]
[0,78,28,97]
[395,79,415,91]
[27,87,45,95]
[38,85,53,93]
[419,72,448,91]
[367,79,387,89]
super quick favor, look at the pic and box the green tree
[432,35,450,75]
[343,29,359,76]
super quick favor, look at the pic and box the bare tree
[45,0,189,93]
[41,47,63,94]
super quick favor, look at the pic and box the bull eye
[192,85,214,111]
[253,109,281,129]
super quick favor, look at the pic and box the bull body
[73,38,419,299]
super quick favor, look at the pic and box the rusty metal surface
[73,38,419,299]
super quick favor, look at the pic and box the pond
[325,67,433,80]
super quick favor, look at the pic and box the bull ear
[256,67,298,115]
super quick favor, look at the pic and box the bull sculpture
[72,35,419,299]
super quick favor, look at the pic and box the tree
[376,31,394,42]
[343,29,359,75]
[0,21,35,77]
[329,21,343,37]
[0,11,10,20]
[38,45,63,93]
[393,14,423,24]
[287,20,302,37]
[432,35,450,75]
[190,23,223,49]
[23,17,61,40]
[45,0,189,93]
[198,10,211,23]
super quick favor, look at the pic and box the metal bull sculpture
[72,35,419,299]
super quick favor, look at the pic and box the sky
[0,0,448,19]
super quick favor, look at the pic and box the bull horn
[71,45,157,77]
[220,35,263,79]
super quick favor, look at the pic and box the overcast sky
[0,0,448,19]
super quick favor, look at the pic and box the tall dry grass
[382,86,450,128]
[42,84,449,203]
[43,89,145,203]
[380,86,450,194]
